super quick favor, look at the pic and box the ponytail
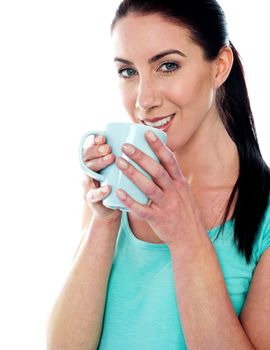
[217,42,270,263]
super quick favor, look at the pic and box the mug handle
[79,130,106,182]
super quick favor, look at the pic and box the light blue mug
[79,122,167,211]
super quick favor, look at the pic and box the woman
[47,1,270,349]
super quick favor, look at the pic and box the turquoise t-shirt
[98,203,270,350]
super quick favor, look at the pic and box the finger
[84,152,115,172]
[82,175,100,200]
[82,173,96,189]
[116,157,164,205]
[116,189,152,220]
[145,131,184,181]
[82,134,104,155]
[121,143,173,190]
[82,172,109,191]
[82,142,111,162]
[94,134,105,145]
[85,185,111,204]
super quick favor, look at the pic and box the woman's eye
[159,62,180,73]
[117,62,179,78]
[118,68,137,79]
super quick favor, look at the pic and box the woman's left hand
[115,130,206,248]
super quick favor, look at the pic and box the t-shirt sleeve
[254,200,270,262]
[260,225,270,256]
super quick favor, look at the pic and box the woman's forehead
[112,13,191,38]
[112,14,202,62]
[112,14,194,55]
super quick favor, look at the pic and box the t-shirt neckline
[122,211,234,250]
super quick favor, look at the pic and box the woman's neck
[175,116,239,191]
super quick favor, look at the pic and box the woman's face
[112,14,221,152]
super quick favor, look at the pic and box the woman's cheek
[120,88,134,114]
[166,79,193,106]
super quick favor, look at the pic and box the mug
[79,122,167,211]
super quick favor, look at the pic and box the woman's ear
[214,46,234,89]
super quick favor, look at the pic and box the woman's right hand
[81,134,121,221]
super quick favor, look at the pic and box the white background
[0,1,269,349]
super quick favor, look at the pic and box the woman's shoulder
[253,196,270,261]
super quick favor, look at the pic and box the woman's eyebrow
[114,49,187,65]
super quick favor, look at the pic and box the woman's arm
[72,202,93,261]
[240,247,270,349]
[169,233,256,350]
[47,209,121,350]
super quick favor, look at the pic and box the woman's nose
[135,78,162,111]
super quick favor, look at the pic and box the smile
[141,114,175,131]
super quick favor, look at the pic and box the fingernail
[103,154,111,161]
[98,145,108,153]
[122,143,135,155]
[117,157,129,169]
[95,135,104,144]
[101,185,109,194]
[117,189,126,200]
[146,131,157,142]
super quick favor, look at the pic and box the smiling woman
[112,14,227,153]
[47,1,270,349]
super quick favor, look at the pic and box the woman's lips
[158,114,175,132]
[141,114,175,132]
